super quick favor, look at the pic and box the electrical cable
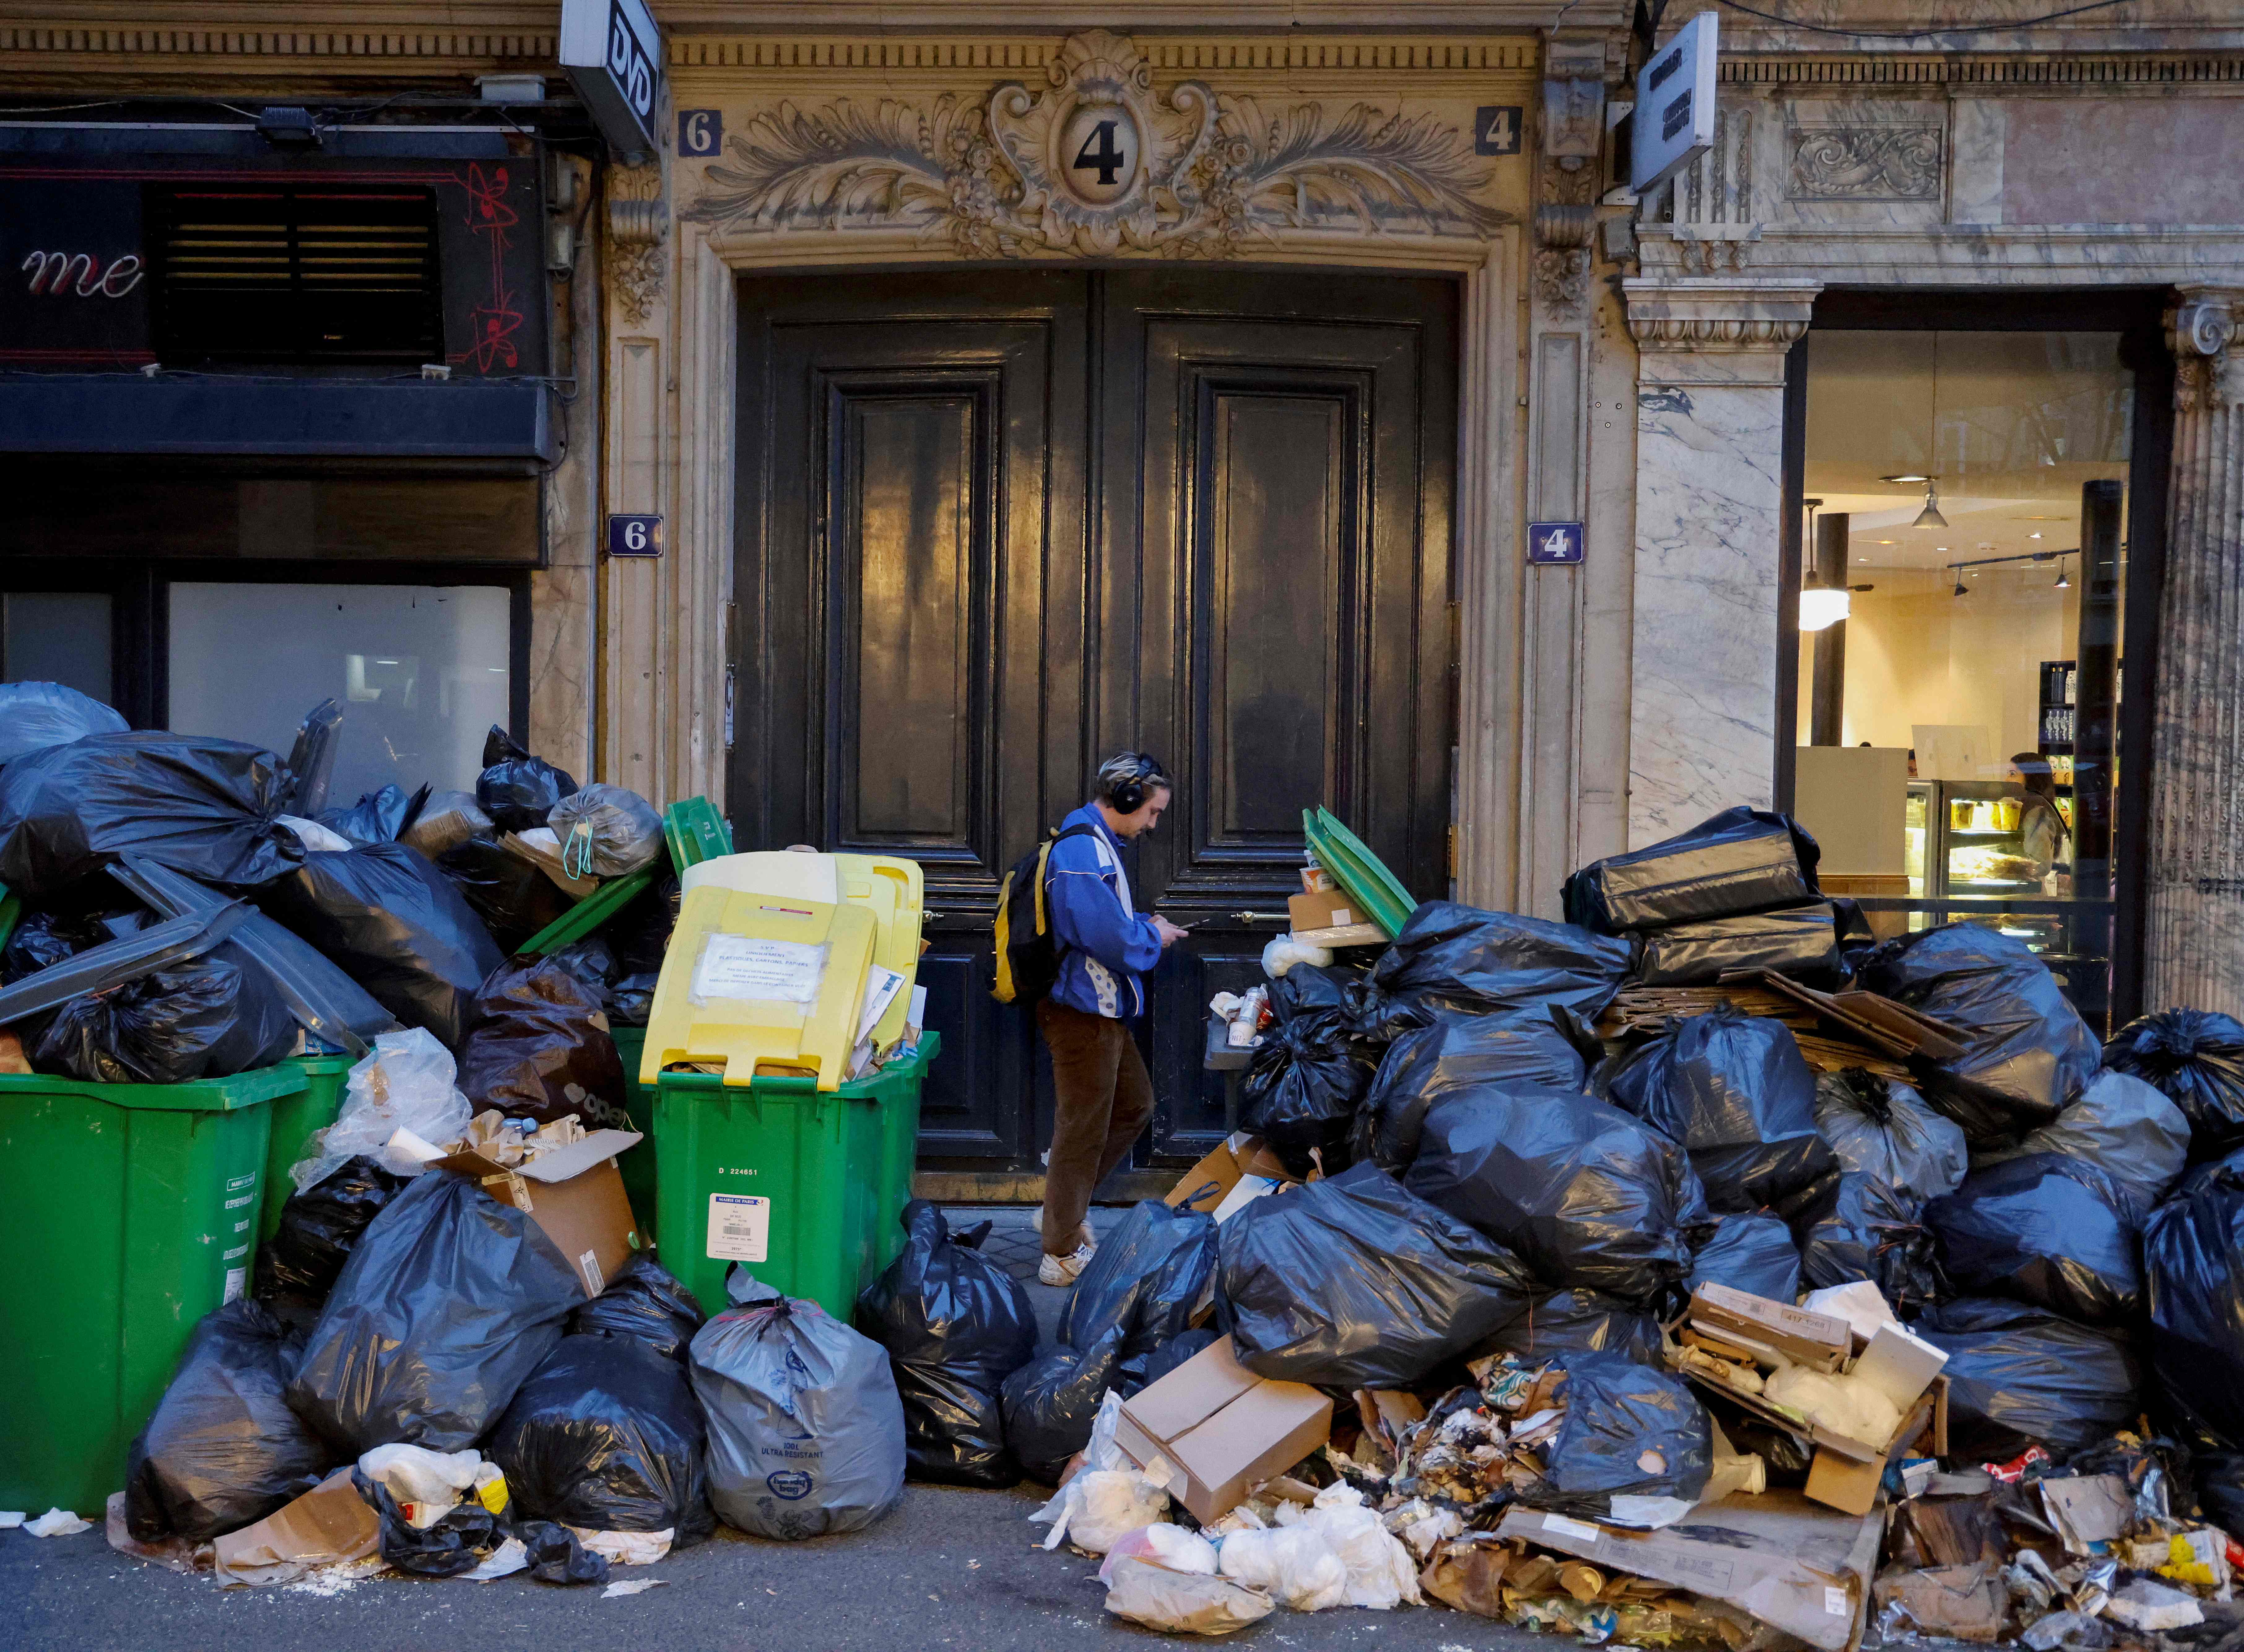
[1713,0,2134,44]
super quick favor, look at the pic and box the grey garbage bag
[547,783,664,879]
[286,1171,583,1454]
[1215,1161,1535,1387]
[1403,1084,1707,1304]
[1562,807,1821,935]
[1526,1352,1712,1519]
[1354,902,1631,1042]
[1924,1152,2144,1326]
[2105,1008,2244,1162]
[1797,1068,1965,1309]
[1607,1006,1835,1214]
[1914,1297,2142,1462]
[1857,923,2101,1139]
[1475,1290,1665,1366]
[1687,1212,1802,1304]
[689,1293,906,1540]
[1353,1007,1589,1171]
[0,681,128,767]
[1975,1067,2190,1207]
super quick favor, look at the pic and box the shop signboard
[560,0,665,165]
[1629,11,1717,195]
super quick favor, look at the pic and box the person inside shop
[1032,752,1190,1285]
[2007,751,2072,892]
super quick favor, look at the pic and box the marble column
[2145,288,2244,1019]
[1622,278,1819,846]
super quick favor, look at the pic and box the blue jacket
[1045,804,1163,1019]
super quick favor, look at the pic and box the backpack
[991,823,1096,1005]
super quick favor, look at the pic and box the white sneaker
[1029,1205,1096,1257]
[1038,1242,1095,1286]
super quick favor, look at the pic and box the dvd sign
[560,0,664,163]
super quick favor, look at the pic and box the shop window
[167,582,509,800]
[147,185,443,366]
[1792,329,2134,1026]
[1,590,112,703]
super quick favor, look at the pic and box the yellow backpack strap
[992,868,1017,1003]
[1033,833,1057,937]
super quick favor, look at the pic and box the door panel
[734,267,1454,1176]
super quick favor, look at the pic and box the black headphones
[1098,752,1172,814]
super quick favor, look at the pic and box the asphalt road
[2,1484,1541,1652]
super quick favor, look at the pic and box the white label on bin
[1825,1588,1849,1618]
[223,1267,246,1305]
[693,935,827,1005]
[708,1193,771,1263]
[1542,1515,1602,1543]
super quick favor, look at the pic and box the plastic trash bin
[609,1023,658,1243]
[257,1052,354,1242]
[0,1061,307,1515]
[652,1033,938,1319]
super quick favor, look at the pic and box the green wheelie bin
[0,1061,307,1516]
[257,1051,355,1242]
[609,1024,659,1243]
[651,1034,938,1319]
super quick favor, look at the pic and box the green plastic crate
[1302,806,1419,939]
[0,1061,308,1515]
[518,865,656,958]
[258,1052,355,1242]
[651,1034,938,1319]
[663,797,732,871]
[610,1024,658,1245]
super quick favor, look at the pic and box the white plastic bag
[294,1028,473,1192]
[1105,1558,1276,1636]
[358,1443,483,1525]
[1098,1522,1220,1583]
[1276,1483,1422,1609]
[1216,1524,1349,1611]
[1031,1470,1171,1555]
[277,815,354,854]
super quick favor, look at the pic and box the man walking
[1035,753,1189,1284]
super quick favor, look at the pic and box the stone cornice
[668,33,1540,79]
[657,2,1620,31]
[1719,51,2244,89]
[1623,277,1819,350]
[0,23,553,66]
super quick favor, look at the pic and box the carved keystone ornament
[683,29,1509,257]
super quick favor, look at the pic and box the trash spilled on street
[5,689,2243,1642]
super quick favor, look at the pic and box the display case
[1936,779,2045,895]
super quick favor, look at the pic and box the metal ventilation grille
[149,186,444,365]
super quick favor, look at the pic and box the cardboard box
[1286,889,1387,948]
[1114,1334,1332,1524]
[1687,1283,1852,1372]
[1302,866,1336,895]
[1166,1133,1292,1219]
[1496,1491,1885,1652]
[433,1128,643,1298]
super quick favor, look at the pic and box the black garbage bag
[1355,902,1632,1042]
[0,907,104,982]
[1057,1199,1217,1364]
[1353,1007,1588,1171]
[1688,1212,1802,1303]
[1000,1331,1125,1486]
[855,1202,1038,1489]
[256,842,502,1049]
[1526,1352,1712,1517]
[488,1334,713,1542]
[1798,1069,1966,1309]
[287,1171,583,1454]
[256,1155,410,1304]
[1475,1291,1664,1367]
[0,732,302,896]
[1858,923,2101,1137]
[476,726,580,834]
[1216,1161,1535,1388]
[1563,807,1821,935]
[454,957,628,1129]
[397,789,491,861]
[1608,1006,1835,1213]
[689,1294,907,1540]
[545,937,618,1009]
[0,681,127,767]
[2196,1453,2244,1536]
[316,783,430,848]
[548,784,664,879]
[432,834,574,957]
[1633,903,1844,986]
[1977,1067,2190,1207]
[519,1522,610,1585]
[610,974,658,1027]
[1404,1084,1707,1304]
[2106,1008,2244,1162]
[124,1301,334,1542]
[609,874,681,976]
[1121,1328,1220,1393]
[355,1470,510,1579]
[1924,1152,2143,1325]
[32,946,298,1084]
[2144,1165,2244,1452]
[1914,1297,2142,1462]
[1241,1016,1368,1178]
[569,1252,705,1360]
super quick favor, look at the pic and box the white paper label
[856,965,908,1042]
[579,1248,605,1295]
[707,1193,771,1263]
[1825,1587,1849,1617]
[906,985,928,1035]
[692,935,827,1005]
[1142,1454,1179,1490]
[1331,907,1353,926]
[1542,1514,1602,1543]
[222,1267,247,1305]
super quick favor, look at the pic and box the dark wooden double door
[732,267,1456,1180]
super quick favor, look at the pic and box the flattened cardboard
[1689,1284,1851,1371]
[433,1128,643,1297]
[2041,1475,2135,1554]
[212,1468,379,1587]
[1496,1490,1885,1652]
[1165,1133,1292,1216]
[1288,889,1359,932]
[1115,1334,1332,1524]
